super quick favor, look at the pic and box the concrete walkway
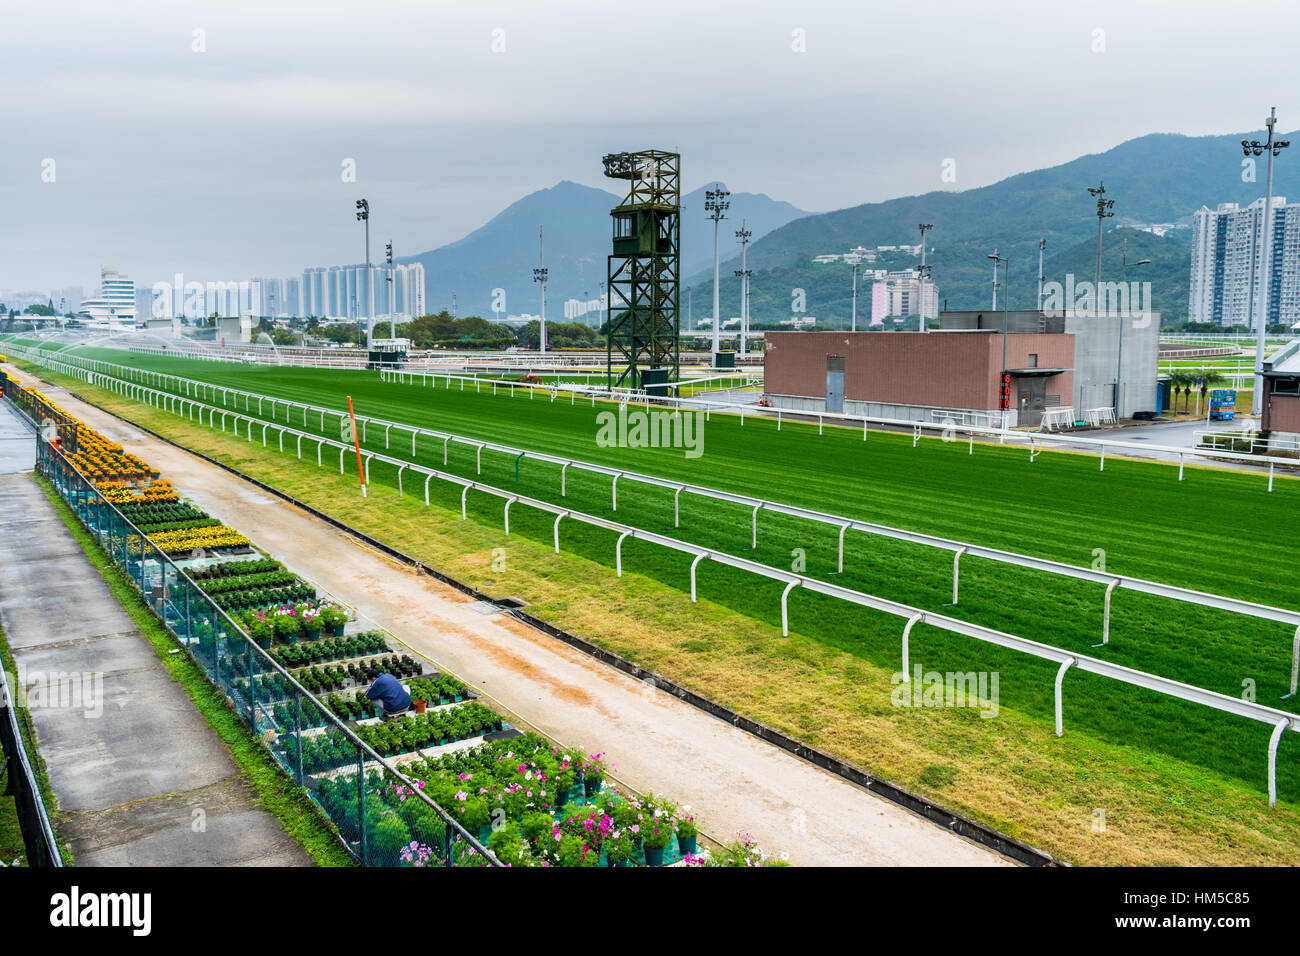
[0,464,311,866]
[8,373,1010,866]
[0,397,35,473]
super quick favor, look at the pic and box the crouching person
[365,672,411,721]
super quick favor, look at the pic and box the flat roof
[1263,340,1300,376]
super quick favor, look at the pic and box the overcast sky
[2,0,1296,291]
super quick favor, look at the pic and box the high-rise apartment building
[1189,197,1300,328]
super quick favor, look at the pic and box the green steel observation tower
[602,150,680,393]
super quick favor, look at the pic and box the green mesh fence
[29,428,496,867]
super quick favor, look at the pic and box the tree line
[310,311,605,350]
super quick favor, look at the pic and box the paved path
[8,373,1011,866]
[0,458,311,865]
[0,397,35,473]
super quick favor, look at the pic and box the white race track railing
[19,337,1299,482]
[10,346,1300,807]
[16,342,1300,697]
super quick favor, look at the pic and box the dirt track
[9,366,1011,867]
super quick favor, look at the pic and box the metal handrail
[37,349,1300,634]
[16,338,1300,473]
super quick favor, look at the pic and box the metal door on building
[826,355,845,413]
[1018,377,1046,427]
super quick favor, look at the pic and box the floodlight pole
[1088,181,1114,294]
[735,219,752,356]
[850,261,859,332]
[385,240,394,324]
[355,199,371,349]
[991,251,999,310]
[989,251,1010,429]
[1242,108,1290,417]
[1036,238,1046,312]
[533,226,548,354]
[917,223,932,332]
[705,184,730,366]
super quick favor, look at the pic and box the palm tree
[1167,370,1197,412]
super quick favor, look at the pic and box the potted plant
[641,817,673,867]
[273,607,300,645]
[248,616,274,651]
[459,795,492,843]
[604,830,634,868]
[553,762,576,808]
[582,752,607,797]
[300,604,322,641]
[675,809,699,856]
[320,604,348,637]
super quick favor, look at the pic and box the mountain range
[403,129,1300,328]
[398,181,808,320]
[685,130,1300,327]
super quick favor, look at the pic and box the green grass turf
[14,343,1300,814]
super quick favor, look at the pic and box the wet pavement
[0,469,312,866]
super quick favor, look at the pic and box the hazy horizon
[3,0,1297,290]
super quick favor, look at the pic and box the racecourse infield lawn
[9,341,1300,865]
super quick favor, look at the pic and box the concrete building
[215,315,252,345]
[1261,339,1300,441]
[763,308,1160,428]
[79,267,137,329]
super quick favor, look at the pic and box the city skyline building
[1189,197,1300,327]
[78,266,136,329]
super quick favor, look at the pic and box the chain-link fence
[28,423,497,867]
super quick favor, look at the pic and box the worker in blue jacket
[365,672,411,720]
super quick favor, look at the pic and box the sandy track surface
[10,368,1011,866]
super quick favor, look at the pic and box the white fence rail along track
[11,346,1300,807]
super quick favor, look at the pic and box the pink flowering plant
[386,733,768,868]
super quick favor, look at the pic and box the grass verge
[32,473,354,867]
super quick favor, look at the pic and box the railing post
[950,546,967,605]
[901,612,923,679]
[616,531,631,576]
[689,553,706,602]
[1054,658,1076,737]
[1285,626,1300,700]
[1096,579,1120,647]
[780,580,799,636]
